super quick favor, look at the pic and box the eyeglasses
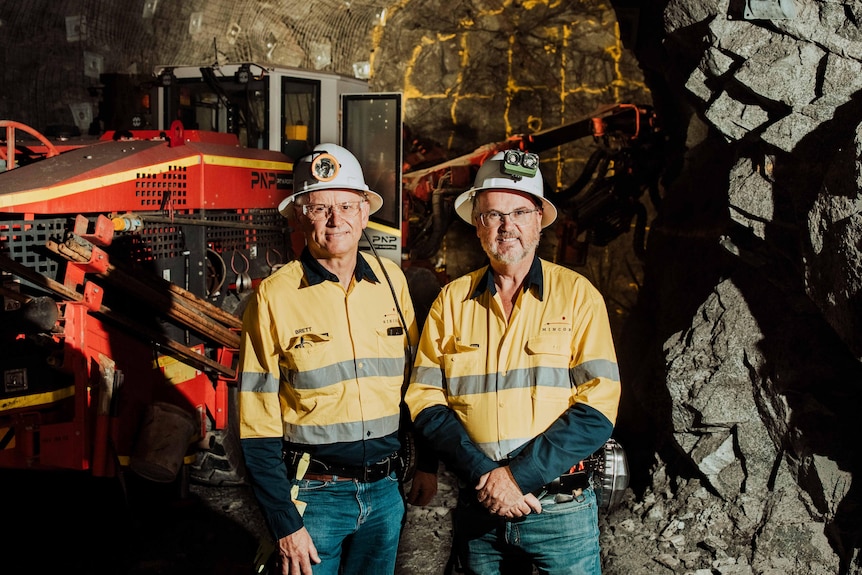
[299,200,366,221]
[478,208,541,228]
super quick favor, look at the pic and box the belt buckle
[371,457,386,482]
[366,454,392,482]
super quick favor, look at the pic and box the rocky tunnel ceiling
[0,1,648,168]
[2,1,862,574]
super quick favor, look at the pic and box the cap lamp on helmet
[454,150,557,228]
[277,143,383,218]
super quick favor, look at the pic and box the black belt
[285,450,402,483]
[536,470,590,496]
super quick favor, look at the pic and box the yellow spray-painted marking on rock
[370,0,649,190]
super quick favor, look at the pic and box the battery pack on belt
[535,438,630,505]
[541,470,590,495]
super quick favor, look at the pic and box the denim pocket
[297,478,335,491]
[540,487,597,514]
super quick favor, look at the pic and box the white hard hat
[454,150,557,229]
[278,143,383,218]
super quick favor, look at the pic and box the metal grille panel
[134,167,189,209]
[205,209,286,254]
[0,217,68,279]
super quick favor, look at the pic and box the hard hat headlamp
[310,152,339,182]
[281,143,383,218]
[502,150,539,179]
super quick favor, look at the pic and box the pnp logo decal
[251,171,291,190]
[368,234,398,250]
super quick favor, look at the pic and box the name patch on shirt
[541,321,572,334]
[383,312,401,326]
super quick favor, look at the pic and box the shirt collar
[470,255,544,301]
[300,246,380,286]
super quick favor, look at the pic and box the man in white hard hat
[406,149,621,574]
[238,143,438,575]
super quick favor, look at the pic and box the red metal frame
[0,217,238,477]
[0,121,285,482]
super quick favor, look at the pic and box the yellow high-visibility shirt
[239,249,417,463]
[406,256,620,492]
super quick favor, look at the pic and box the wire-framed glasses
[478,208,541,228]
[300,200,366,221]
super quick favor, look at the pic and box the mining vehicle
[0,64,393,492]
[0,63,663,499]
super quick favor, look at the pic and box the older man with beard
[405,150,621,575]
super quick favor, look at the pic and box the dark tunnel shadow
[0,467,262,575]
[729,92,862,573]
[0,215,265,575]
[0,332,261,575]
[605,5,745,496]
[613,129,741,496]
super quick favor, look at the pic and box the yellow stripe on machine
[0,385,75,413]
[0,156,203,209]
[202,155,293,171]
[0,426,16,449]
[155,353,202,385]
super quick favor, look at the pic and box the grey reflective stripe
[447,366,569,396]
[239,371,279,393]
[375,356,406,378]
[569,359,620,385]
[284,412,400,444]
[289,357,405,390]
[411,365,444,388]
[476,437,529,461]
[533,366,570,388]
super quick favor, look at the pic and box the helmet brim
[454,187,558,229]
[278,188,383,219]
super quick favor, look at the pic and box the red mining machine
[0,119,292,490]
[0,63,403,498]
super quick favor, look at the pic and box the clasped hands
[475,466,542,518]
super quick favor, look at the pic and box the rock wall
[607,0,862,573]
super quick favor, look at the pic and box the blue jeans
[296,472,405,575]
[454,487,601,575]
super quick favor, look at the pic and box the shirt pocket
[373,328,408,390]
[524,336,573,428]
[525,336,570,368]
[441,343,483,398]
[525,335,572,393]
[375,327,406,361]
[281,333,338,394]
